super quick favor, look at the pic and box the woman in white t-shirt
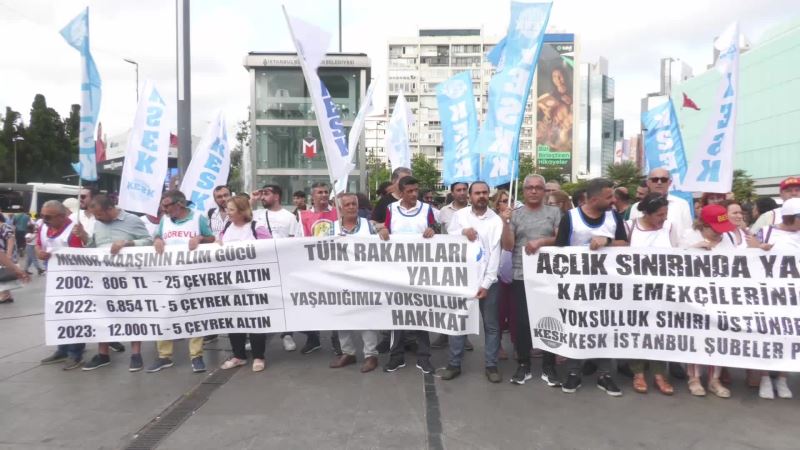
[682,205,745,398]
[218,196,272,372]
[626,194,677,395]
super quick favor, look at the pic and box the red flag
[95,122,106,162]
[303,136,317,159]
[682,92,700,110]
[169,133,179,147]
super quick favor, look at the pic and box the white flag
[334,82,376,194]
[283,7,354,183]
[180,110,230,213]
[386,91,414,172]
[118,80,171,216]
[683,22,740,193]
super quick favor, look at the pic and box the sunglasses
[649,177,670,184]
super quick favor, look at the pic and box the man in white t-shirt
[253,185,300,239]
[629,168,693,241]
[69,187,97,238]
[253,184,300,352]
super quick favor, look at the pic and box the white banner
[683,22,740,193]
[525,247,800,371]
[386,91,414,172]
[180,110,230,213]
[119,80,171,216]
[283,8,354,183]
[45,236,483,345]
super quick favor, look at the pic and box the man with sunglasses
[629,168,693,240]
[148,190,216,374]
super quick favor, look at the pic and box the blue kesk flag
[477,2,552,187]
[437,71,479,186]
[642,98,693,213]
[60,8,101,182]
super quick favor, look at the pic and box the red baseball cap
[780,177,800,191]
[700,204,736,234]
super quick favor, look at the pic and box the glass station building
[243,52,371,204]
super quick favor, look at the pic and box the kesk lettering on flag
[119,80,171,216]
[683,22,741,193]
[477,2,552,187]
[180,111,231,213]
[60,7,101,181]
[283,7,354,183]
[437,71,479,186]
[335,82,376,194]
[642,98,693,209]
[386,91,414,172]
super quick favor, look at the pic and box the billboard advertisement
[535,39,574,174]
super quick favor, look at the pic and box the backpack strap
[250,221,258,239]
[221,220,232,235]
[207,208,216,221]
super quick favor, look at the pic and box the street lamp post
[12,136,24,184]
[123,58,139,103]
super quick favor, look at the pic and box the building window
[255,68,360,120]
[256,125,355,170]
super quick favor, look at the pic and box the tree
[732,169,756,204]
[64,104,81,155]
[411,153,440,192]
[366,151,390,201]
[0,107,22,182]
[516,154,535,182]
[228,116,250,193]
[536,166,567,184]
[606,161,644,192]
[22,94,73,183]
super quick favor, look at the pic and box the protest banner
[45,235,483,345]
[525,247,800,371]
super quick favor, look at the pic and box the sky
[0,0,796,143]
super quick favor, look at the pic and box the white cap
[781,197,800,217]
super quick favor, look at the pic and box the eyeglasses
[649,177,670,184]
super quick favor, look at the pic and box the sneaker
[221,357,247,370]
[282,335,297,352]
[597,374,622,397]
[464,337,474,351]
[440,365,461,380]
[62,357,82,371]
[41,352,68,365]
[383,358,406,372]
[82,354,111,371]
[759,375,775,399]
[252,358,265,372]
[485,366,502,383]
[109,342,125,353]
[562,372,582,393]
[416,359,434,374]
[203,335,218,344]
[300,338,321,355]
[37,268,45,275]
[510,365,532,385]
[775,376,793,399]
[431,334,448,349]
[541,365,562,387]
[146,358,174,373]
[191,357,206,373]
[129,354,144,372]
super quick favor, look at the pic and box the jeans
[448,283,500,368]
[389,330,430,361]
[339,330,379,358]
[229,333,266,360]
[512,280,556,368]
[23,245,43,271]
[157,338,204,360]
[57,343,85,360]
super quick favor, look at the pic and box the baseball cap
[779,177,800,191]
[780,197,800,217]
[700,204,736,234]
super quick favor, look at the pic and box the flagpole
[510,159,518,207]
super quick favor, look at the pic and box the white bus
[0,183,82,215]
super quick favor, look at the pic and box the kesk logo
[534,316,566,349]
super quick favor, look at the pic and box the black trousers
[513,280,555,368]
[389,330,430,360]
[229,333,266,360]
